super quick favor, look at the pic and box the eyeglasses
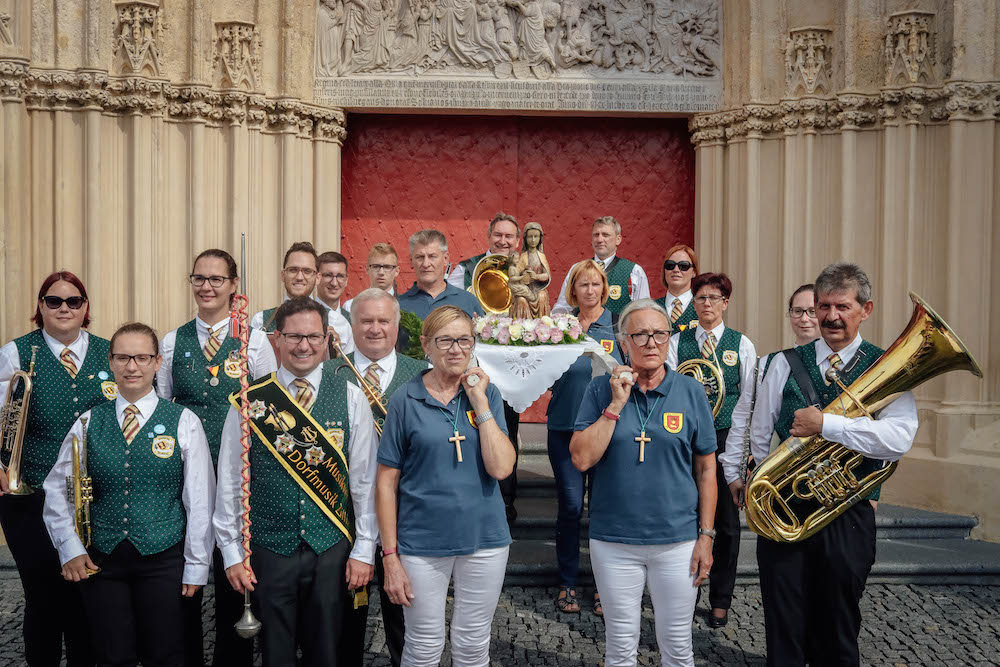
[787,307,817,319]
[189,274,230,288]
[664,260,694,272]
[320,272,348,283]
[433,336,476,351]
[111,353,156,367]
[278,332,327,346]
[283,267,317,278]
[694,295,726,305]
[626,331,670,346]
[368,264,398,272]
[41,296,87,310]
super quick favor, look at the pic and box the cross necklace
[631,392,664,463]
[437,394,465,463]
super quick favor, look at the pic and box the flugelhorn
[1,345,38,495]
[745,292,982,543]
[676,347,726,418]
[332,340,387,436]
[66,416,99,575]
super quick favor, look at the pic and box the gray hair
[408,229,448,255]
[815,262,872,305]
[616,298,670,344]
[350,288,401,327]
[593,215,621,236]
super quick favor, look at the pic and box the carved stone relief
[215,22,262,91]
[112,1,162,77]
[0,11,13,47]
[884,10,935,87]
[784,27,832,97]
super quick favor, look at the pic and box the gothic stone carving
[0,11,13,47]
[884,11,935,87]
[315,0,720,81]
[784,27,832,97]
[215,22,263,91]
[112,1,161,77]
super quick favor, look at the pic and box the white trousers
[590,538,698,667]
[399,546,509,667]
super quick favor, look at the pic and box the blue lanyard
[631,392,663,463]
[436,394,465,463]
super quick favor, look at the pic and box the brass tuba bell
[745,292,982,543]
[470,254,513,314]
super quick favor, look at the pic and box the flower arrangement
[474,313,586,346]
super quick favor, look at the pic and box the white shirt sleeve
[748,355,791,466]
[666,333,680,370]
[738,336,758,396]
[42,415,91,566]
[720,356,766,484]
[446,263,467,290]
[0,340,21,399]
[156,330,177,399]
[552,270,574,313]
[177,409,216,585]
[346,383,379,565]
[630,263,651,301]
[820,392,918,461]
[214,407,246,569]
[249,329,278,381]
[249,311,264,332]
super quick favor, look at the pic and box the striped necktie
[204,327,222,360]
[701,331,717,360]
[825,353,843,385]
[293,378,315,411]
[59,348,78,378]
[122,405,140,444]
[364,362,382,392]
[670,298,683,324]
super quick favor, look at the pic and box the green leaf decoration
[399,310,426,361]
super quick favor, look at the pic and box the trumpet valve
[81,477,94,503]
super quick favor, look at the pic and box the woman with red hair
[0,270,115,666]
[656,244,700,334]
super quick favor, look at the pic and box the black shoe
[707,611,728,628]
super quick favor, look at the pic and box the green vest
[336,352,426,431]
[676,326,743,430]
[170,320,241,468]
[259,307,279,333]
[604,257,637,314]
[13,330,116,487]
[657,296,700,334]
[460,253,487,289]
[248,365,353,556]
[86,399,186,556]
[774,340,886,501]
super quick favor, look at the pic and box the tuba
[1,345,39,495]
[471,253,513,314]
[745,292,982,543]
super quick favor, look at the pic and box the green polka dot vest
[604,257,637,315]
[13,330,115,487]
[337,352,426,431]
[676,326,743,430]
[86,399,186,556]
[460,253,487,289]
[656,296,700,334]
[259,307,279,333]
[248,365,353,556]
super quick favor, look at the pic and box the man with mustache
[740,263,918,667]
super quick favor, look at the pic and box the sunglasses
[664,260,694,272]
[41,296,87,310]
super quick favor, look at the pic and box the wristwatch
[473,410,494,426]
[698,528,717,541]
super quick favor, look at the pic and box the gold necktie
[364,362,382,392]
[825,353,843,385]
[59,348,78,379]
[293,378,315,411]
[670,298,683,324]
[122,405,140,444]
[204,328,222,360]
[701,332,717,360]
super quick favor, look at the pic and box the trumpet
[1,345,38,495]
[67,416,99,575]
[331,340,387,435]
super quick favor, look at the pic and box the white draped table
[473,337,619,413]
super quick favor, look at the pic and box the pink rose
[522,329,537,343]
[497,327,511,344]
[550,328,564,343]
[481,325,493,340]
[568,324,583,339]
[534,325,550,341]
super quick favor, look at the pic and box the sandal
[556,586,580,613]
[593,591,603,617]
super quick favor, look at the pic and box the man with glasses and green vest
[553,216,650,315]
[250,241,321,334]
[214,297,379,667]
[667,272,757,631]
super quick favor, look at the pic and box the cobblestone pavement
[1,580,997,666]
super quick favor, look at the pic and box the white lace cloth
[473,337,616,413]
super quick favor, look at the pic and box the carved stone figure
[316,0,346,76]
[507,222,551,319]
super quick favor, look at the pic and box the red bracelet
[381,548,397,558]
[602,409,620,421]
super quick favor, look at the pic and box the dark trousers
[338,546,405,667]
[757,501,877,667]
[0,491,95,667]
[181,547,254,667]
[498,400,521,521]
[708,428,740,611]
[252,539,352,667]
[82,540,186,667]
[546,429,591,587]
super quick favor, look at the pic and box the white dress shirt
[552,254,651,313]
[0,329,90,398]
[343,286,396,313]
[664,289,693,315]
[213,362,379,569]
[446,251,487,291]
[730,334,918,485]
[666,321,758,398]
[321,299,356,355]
[352,348,398,390]
[156,316,278,399]
[42,389,216,585]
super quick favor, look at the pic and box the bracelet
[602,408,620,421]
[473,410,494,426]
[381,548,397,558]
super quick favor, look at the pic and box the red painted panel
[341,114,695,421]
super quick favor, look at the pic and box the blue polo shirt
[397,282,482,320]
[547,308,622,431]
[574,366,717,545]
[377,370,512,557]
